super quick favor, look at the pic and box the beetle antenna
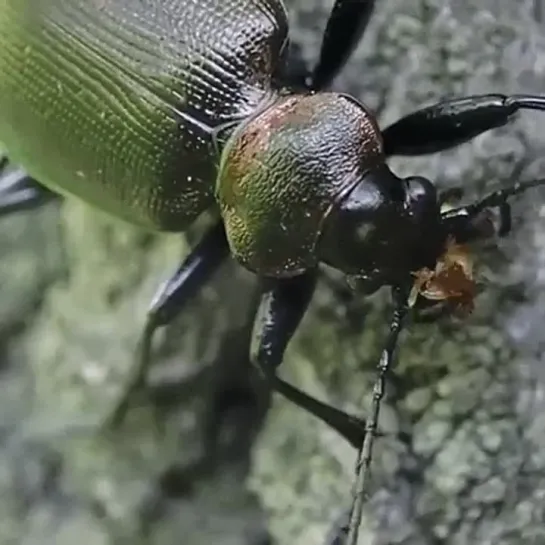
[344,284,411,545]
[465,177,545,217]
[440,177,545,240]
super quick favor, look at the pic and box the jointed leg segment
[308,0,376,91]
[249,275,412,545]
[285,0,377,91]
[382,94,545,157]
[105,220,231,428]
[0,154,56,216]
[250,272,368,448]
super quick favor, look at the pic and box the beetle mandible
[1,1,545,543]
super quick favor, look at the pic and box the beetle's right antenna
[342,284,411,545]
[442,177,545,235]
[465,177,545,218]
[439,177,545,243]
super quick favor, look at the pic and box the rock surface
[1,1,545,545]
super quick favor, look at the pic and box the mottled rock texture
[1,1,545,545]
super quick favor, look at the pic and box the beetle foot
[101,320,156,432]
[0,153,57,215]
[323,507,351,545]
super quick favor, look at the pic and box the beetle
[1,0,545,543]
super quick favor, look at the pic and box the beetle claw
[323,506,351,545]
[0,154,57,216]
[101,321,156,431]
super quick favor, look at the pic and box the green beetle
[2,2,545,543]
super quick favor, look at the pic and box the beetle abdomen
[0,0,288,231]
[217,92,385,277]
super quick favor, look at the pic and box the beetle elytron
[1,0,545,543]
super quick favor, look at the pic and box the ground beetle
[1,0,545,543]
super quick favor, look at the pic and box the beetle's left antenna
[335,284,411,545]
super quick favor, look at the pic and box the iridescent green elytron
[0,0,288,231]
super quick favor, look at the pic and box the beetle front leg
[251,272,367,449]
[0,155,57,215]
[382,94,545,156]
[104,219,231,429]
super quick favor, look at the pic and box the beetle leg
[104,220,230,429]
[497,202,512,237]
[382,94,545,156]
[307,0,376,91]
[251,272,367,449]
[438,186,512,238]
[324,508,352,545]
[0,155,56,215]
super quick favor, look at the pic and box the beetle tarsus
[323,507,350,545]
[103,320,156,430]
[0,155,56,215]
[251,272,367,448]
[103,220,230,429]
[382,94,545,157]
[308,0,376,91]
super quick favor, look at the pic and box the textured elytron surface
[0,0,287,230]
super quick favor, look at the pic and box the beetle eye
[405,176,438,217]
[404,176,442,241]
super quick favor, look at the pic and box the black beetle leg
[497,202,512,237]
[103,219,230,429]
[285,0,376,91]
[323,508,352,545]
[307,0,376,91]
[328,284,411,545]
[251,272,367,449]
[0,155,56,215]
[382,94,545,157]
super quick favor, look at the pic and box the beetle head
[319,166,445,292]
[320,168,539,314]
